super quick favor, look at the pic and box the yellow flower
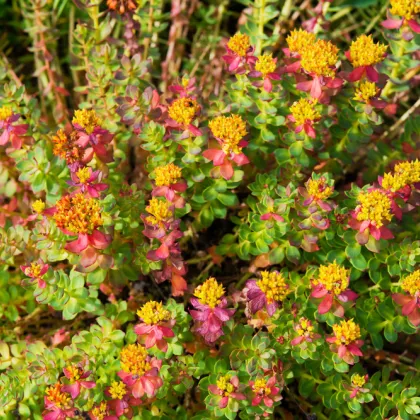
[72,109,102,134]
[402,270,420,296]
[91,402,107,420]
[253,378,271,395]
[300,40,339,77]
[0,106,13,121]
[120,344,151,375]
[145,198,173,227]
[45,383,71,408]
[394,160,420,185]
[208,114,247,155]
[381,172,407,192]
[168,97,199,126]
[332,319,361,345]
[390,0,420,20]
[354,81,380,103]
[194,277,225,308]
[255,54,276,77]
[109,381,127,400]
[52,129,84,164]
[137,301,171,325]
[349,35,387,67]
[356,190,392,228]
[351,374,366,388]
[256,271,290,304]
[290,98,321,127]
[286,29,316,54]
[24,262,43,278]
[32,199,46,214]
[75,167,91,184]
[306,177,333,201]
[154,163,182,186]
[296,317,315,336]
[53,193,103,234]
[65,365,82,382]
[216,375,235,396]
[313,262,349,295]
[227,33,251,57]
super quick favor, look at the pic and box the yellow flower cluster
[145,198,173,227]
[306,177,333,201]
[137,301,171,325]
[356,190,392,228]
[394,160,420,185]
[300,40,339,77]
[72,109,102,134]
[332,319,361,345]
[75,167,91,184]
[227,33,251,57]
[255,54,276,77]
[349,35,387,67]
[154,163,182,186]
[253,378,271,395]
[209,114,247,155]
[216,375,234,396]
[194,277,225,308]
[351,374,366,388]
[45,383,71,408]
[24,262,43,278]
[65,365,82,382]
[0,106,13,121]
[290,98,321,126]
[53,193,103,235]
[91,402,107,420]
[381,172,406,192]
[354,81,380,103]
[286,29,316,54]
[313,262,349,296]
[256,271,290,304]
[296,318,315,336]
[109,381,127,400]
[32,200,46,214]
[168,97,199,126]
[120,344,151,375]
[402,270,420,296]
[390,0,420,20]
[52,129,84,165]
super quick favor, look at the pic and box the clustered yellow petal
[45,383,71,408]
[290,98,321,127]
[65,365,82,383]
[354,81,380,103]
[137,301,171,325]
[390,0,420,20]
[356,190,392,228]
[306,177,333,201]
[349,35,387,67]
[32,199,46,214]
[194,277,225,308]
[120,344,151,375]
[255,53,276,77]
[381,172,407,192]
[227,33,251,57]
[53,193,103,234]
[52,129,84,164]
[209,114,247,155]
[109,381,127,400]
[351,374,366,388]
[24,262,42,278]
[394,160,420,185]
[402,270,420,296]
[286,29,316,54]
[253,378,271,395]
[296,317,315,337]
[313,262,349,295]
[145,198,173,227]
[256,271,290,304]
[154,163,182,186]
[216,375,234,396]
[332,319,361,345]
[168,97,199,126]
[72,109,102,134]
[75,167,91,184]
[91,402,107,420]
[0,106,13,121]
[300,40,339,77]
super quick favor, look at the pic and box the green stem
[254,0,266,56]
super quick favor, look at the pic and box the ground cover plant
[0,0,419,419]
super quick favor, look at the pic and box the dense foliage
[0,0,420,419]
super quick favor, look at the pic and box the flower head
[107,0,137,14]
[145,198,173,227]
[0,106,13,121]
[390,0,420,20]
[301,40,339,77]
[194,277,225,308]
[109,381,127,400]
[313,262,349,296]
[256,271,290,304]
[354,81,380,103]
[349,35,387,67]
[53,193,103,235]
[32,199,46,214]
[137,301,171,325]
[255,54,277,77]
[74,167,91,184]
[296,318,315,337]
[250,376,281,408]
[90,401,108,420]
[52,129,84,166]
[286,29,316,54]
[306,177,333,201]
[351,374,366,388]
[290,98,321,127]
[64,365,83,383]
[394,160,420,185]
[209,114,247,154]
[154,163,182,187]
[332,319,361,345]
[168,97,199,126]
[227,33,251,57]
[45,383,71,409]
[120,344,151,376]
[356,190,392,228]
[402,270,420,296]
[72,109,102,134]
[252,378,271,396]
[381,172,407,192]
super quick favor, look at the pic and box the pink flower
[0,109,29,150]
[298,176,334,212]
[208,375,246,409]
[296,75,343,102]
[168,77,197,97]
[290,318,321,346]
[392,270,420,326]
[382,10,420,39]
[249,54,281,92]
[105,381,142,419]
[68,167,108,198]
[202,146,249,180]
[42,383,75,420]
[250,376,281,409]
[89,402,118,420]
[61,365,96,399]
[21,259,49,289]
[222,33,256,73]
[346,374,369,399]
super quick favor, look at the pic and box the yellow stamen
[349,35,387,67]
[356,190,392,228]
[290,98,320,127]
[332,319,361,345]
[216,375,234,397]
[354,81,380,103]
[208,114,247,155]
[255,54,276,77]
[306,177,333,201]
[402,270,420,296]
[45,383,71,409]
[390,0,420,20]
[72,109,102,134]
[109,381,127,400]
[32,200,46,214]
[351,374,366,388]
[145,198,173,227]
[286,29,316,54]
[168,97,199,127]
[312,262,349,295]
[256,271,290,304]
[0,106,13,121]
[120,344,151,375]
[76,167,91,184]
[137,301,171,325]
[253,378,271,396]
[154,163,182,186]
[194,277,225,308]
[227,33,251,57]
[301,40,339,77]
